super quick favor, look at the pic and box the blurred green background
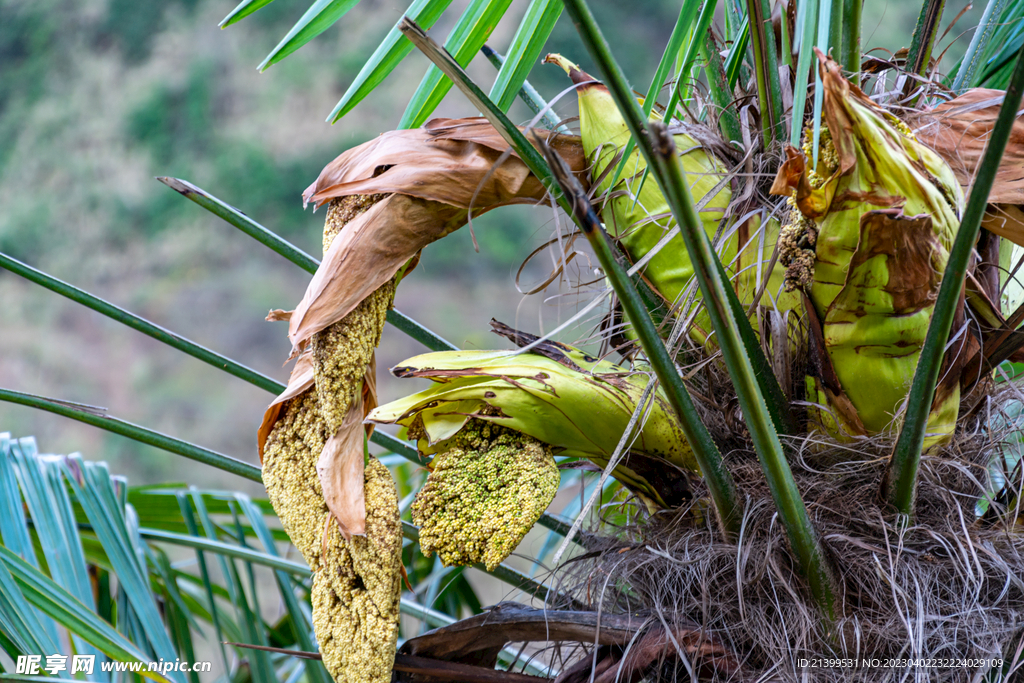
[0,0,977,488]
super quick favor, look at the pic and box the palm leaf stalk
[745,0,785,144]
[902,0,946,100]
[0,387,263,482]
[398,0,517,130]
[0,252,281,394]
[790,0,819,146]
[545,29,795,439]
[480,45,567,132]
[698,26,744,144]
[557,0,837,620]
[842,0,863,82]
[397,19,669,329]
[885,43,1024,516]
[541,146,743,539]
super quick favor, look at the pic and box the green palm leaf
[259,0,362,72]
[487,0,562,112]
[329,0,455,122]
[398,0,515,129]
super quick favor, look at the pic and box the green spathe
[772,54,965,444]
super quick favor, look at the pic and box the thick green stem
[901,0,946,99]
[558,0,797,438]
[842,0,863,83]
[650,124,835,621]
[886,45,1024,515]
[559,0,836,620]
[699,29,743,144]
[745,0,785,144]
[543,149,742,539]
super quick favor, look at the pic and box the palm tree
[4,0,1024,680]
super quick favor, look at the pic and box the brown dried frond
[912,88,1024,248]
[911,88,1024,206]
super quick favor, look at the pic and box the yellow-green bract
[546,53,799,341]
[772,53,966,446]
[367,347,696,509]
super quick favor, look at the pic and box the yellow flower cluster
[313,196,395,433]
[261,391,329,572]
[412,419,560,571]
[311,282,394,432]
[262,196,401,683]
[312,457,402,683]
[777,126,840,292]
[801,125,840,189]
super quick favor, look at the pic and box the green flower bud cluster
[313,457,402,683]
[412,418,560,571]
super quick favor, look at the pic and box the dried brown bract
[285,118,586,358]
